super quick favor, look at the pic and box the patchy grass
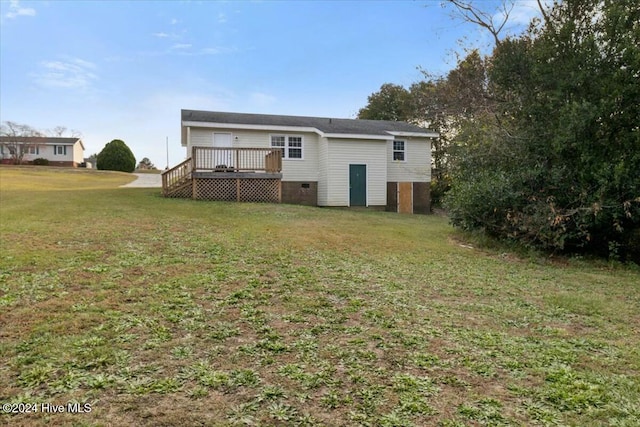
[1,166,639,426]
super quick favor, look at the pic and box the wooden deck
[162,147,283,202]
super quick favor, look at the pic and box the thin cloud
[218,12,227,24]
[33,58,98,90]
[171,43,192,50]
[5,0,36,19]
[152,32,170,38]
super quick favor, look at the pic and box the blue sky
[0,0,543,168]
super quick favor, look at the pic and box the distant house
[162,110,438,214]
[0,136,85,167]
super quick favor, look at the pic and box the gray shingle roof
[0,136,80,145]
[182,110,435,136]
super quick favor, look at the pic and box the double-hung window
[393,140,405,161]
[54,145,67,155]
[271,135,303,159]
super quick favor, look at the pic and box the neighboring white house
[173,110,438,213]
[0,136,85,167]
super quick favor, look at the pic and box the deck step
[164,178,192,198]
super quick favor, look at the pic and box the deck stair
[162,157,193,198]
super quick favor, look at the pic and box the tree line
[358,0,639,262]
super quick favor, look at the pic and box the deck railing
[192,147,282,173]
[161,157,193,195]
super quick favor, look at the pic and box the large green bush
[97,139,136,173]
[444,0,640,261]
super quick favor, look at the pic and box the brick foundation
[281,181,318,206]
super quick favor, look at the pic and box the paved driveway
[120,173,162,188]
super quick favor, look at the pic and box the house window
[393,140,405,161]
[26,146,39,155]
[55,146,67,155]
[271,135,303,159]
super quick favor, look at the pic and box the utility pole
[165,136,169,170]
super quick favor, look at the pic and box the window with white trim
[26,146,39,155]
[55,145,67,155]
[271,135,303,159]
[393,140,405,161]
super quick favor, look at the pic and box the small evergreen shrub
[97,139,136,173]
[33,158,49,166]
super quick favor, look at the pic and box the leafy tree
[97,139,136,173]
[412,51,496,206]
[137,157,156,170]
[357,83,413,121]
[445,0,640,261]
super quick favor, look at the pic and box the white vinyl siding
[50,145,73,161]
[323,139,387,207]
[317,138,329,205]
[186,127,319,181]
[282,133,318,181]
[387,138,431,182]
[189,128,215,149]
[73,141,84,164]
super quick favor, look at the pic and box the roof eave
[182,121,321,135]
[387,131,440,138]
[321,133,390,140]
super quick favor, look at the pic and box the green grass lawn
[1,166,639,426]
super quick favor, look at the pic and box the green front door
[349,164,367,206]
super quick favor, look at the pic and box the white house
[163,110,438,214]
[0,136,85,167]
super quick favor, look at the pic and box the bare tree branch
[445,0,515,47]
[536,0,551,25]
[51,126,67,137]
[0,121,45,165]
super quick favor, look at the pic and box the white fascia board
[321,133,390,141]
[182,121,321,135]
[41,140,81,146]
[387,131,440,138]
[181,121,413,141]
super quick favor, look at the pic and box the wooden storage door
[398,182,413,214]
